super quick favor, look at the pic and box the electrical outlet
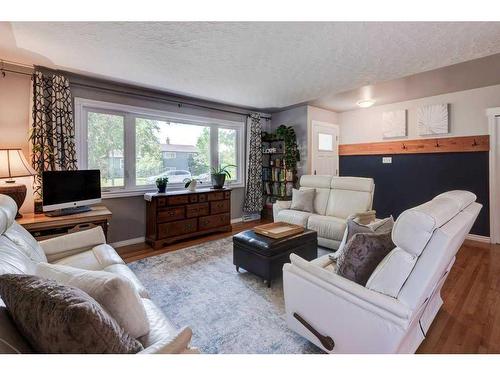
[382,157,392,164]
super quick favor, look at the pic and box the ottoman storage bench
[233,229,317,287]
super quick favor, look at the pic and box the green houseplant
[156,177,169,193]
[211,164,236,189]
[275,125,300,171]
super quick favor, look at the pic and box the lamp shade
[0,149,36,180]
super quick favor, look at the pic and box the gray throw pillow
[0,274,143,354]
[335,231,395,286]
[290,188,315,213]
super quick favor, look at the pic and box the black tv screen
[42,170,101,209]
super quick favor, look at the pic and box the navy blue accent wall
[339,152,489,236]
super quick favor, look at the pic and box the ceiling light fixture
[357,99,376,108]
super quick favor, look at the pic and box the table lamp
[0,148,36,218]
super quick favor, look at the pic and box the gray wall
[69,74,256,244]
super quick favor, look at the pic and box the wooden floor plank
[116,220,500,354]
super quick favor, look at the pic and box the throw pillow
[35,263,149,338]
[290,188,315,213]
[335,231,395,286]
[332,215,394,261]
[0,274,144,354]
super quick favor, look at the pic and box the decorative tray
[254,222,304,239]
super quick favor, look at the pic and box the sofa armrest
[138,327,197,354]
[39,226,106,263]
[287,254,411,323]
[273,200,292,220]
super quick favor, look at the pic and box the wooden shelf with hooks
[339,135,489,156]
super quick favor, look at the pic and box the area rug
[129,237,324,354]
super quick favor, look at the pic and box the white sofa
[283,190,481,353]
[273,175,375,249]
[0,194,197,354]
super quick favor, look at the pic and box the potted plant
[184,178,202,192]
[211,165,236,189]
[156,177,168,193]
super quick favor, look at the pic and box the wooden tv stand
[144,188,232,249]
[17,205,112,241]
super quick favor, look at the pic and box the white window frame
[75,98,245,198]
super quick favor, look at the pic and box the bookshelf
[261,132,298,219]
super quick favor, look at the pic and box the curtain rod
[70,81,272,120]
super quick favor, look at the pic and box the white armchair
[0,194,197,354]
[283,191,481,353]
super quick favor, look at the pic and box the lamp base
[0,183,27,218]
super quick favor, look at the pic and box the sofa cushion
[138,298,192,353]
[307,215,346,242]
[0,274,143,354]
[4,222,47,263]
[290,188,315,213]
[365,247,417,298]
[0,195,17,235]
[0,300,33,353]
[335,231,395,286]
[392,196,461,256]
[299,175,333,215]
[325,189,374,219]
[35,263,149,338]
[0,237,36,276]
[434,190,476,211]
[276,209,313,228]
[53,244,125,271]
[103,263,150,298]
[39,226,106,262]
[330,176,374,192]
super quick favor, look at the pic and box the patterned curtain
[243,113,263,213]
[31,71,77,199]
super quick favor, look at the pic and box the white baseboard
[465,234,490,243]
[231,217,243,224]
[111,236,145,248]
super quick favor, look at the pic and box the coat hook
[402,143,406,150]
[472,138,478,146]
[435,140,440,147]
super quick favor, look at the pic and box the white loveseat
[273,175,375,249]
[0,194,197,354]
[283,190,481,353]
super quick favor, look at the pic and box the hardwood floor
[116,222,500,354]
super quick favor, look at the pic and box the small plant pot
[211,174,226,189]
[157,184,167,193]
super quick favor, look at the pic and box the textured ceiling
[2,22,500,111]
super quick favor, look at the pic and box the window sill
[101,183,245,199]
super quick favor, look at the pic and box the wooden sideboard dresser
[144,188,232,249]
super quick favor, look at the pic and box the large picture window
[75,98,245,197]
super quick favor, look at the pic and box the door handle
[293,313,335,351]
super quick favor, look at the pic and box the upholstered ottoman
[233,229,317,287]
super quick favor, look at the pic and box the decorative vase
[157,184,167,193]
[211,174,226,189]
[187,180,197,192]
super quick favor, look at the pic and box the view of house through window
[80,102,244,193]
[135,118,211,186]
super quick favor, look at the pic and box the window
[75,98,245,196]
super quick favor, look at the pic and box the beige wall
[0,71,34,214]
[339,84,500,145]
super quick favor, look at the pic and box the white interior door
[491,115,500,244]
[311,121,339,176]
